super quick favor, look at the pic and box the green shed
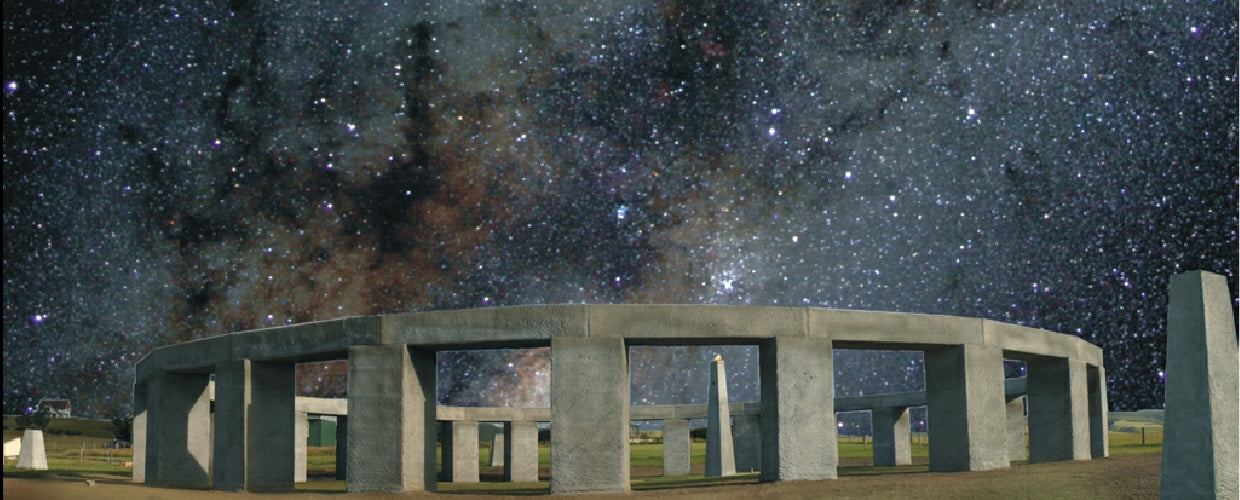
[307,415,337,447]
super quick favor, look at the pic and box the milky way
[3,0,1236,419]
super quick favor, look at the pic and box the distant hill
[1109,409,1164,432]
[2,415,117,440]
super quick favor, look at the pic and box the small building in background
[35,398,71,419]
[307,415,337,447]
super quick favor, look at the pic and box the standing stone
[759,337,837,481]
[1005,396,1027,462]
[334,416,347,480]
[488,433,505,467]
[147,371,212,487]
[16,429,48,470]
[504,421,539,482]
[706,355,737,477]
[1027,357,1090,462]
[1161,271,1239,500]
[212,360,249,491]
[294,411,309,483]
[872,407,912,466]
[662,419,691,476]
[441,420,478,483]
[732,414,762,472]
[924,344,1008,472]
[346,345,437,493]
[1086,366,1108,459]
[549,336,629,494]
[246,361,296,492]
[132,384,148,482]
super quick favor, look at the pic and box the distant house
[35,398,71,418]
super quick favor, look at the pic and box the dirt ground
[2,454,1160,500]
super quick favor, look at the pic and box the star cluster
[3,0,1236,418]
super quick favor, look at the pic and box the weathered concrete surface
[16,430,47,470]
[504,421,539,482]
[590,305,806,343]
[212,360,248,490]
[1027,357,1090,462]
[819,310,984,349]
[488,433,505,466]
[294,412,308,483]
[925,344,1008,472]
[872,407,911,466]
[439,407,551,422]
[1005,396,1027,462]
[440,420,478,483]
[297,397,348,415]
[550,337,629,494]
[662,419,690,476]
[1161,271,1238,500]
[247,361,296,492]
[1087,365,1108,459]
[135,336,232,383]
[732,414,762,472]
[132,384,148,482]
[334,416,347,480]
[346,345,436,492]
[134,304,1107,493]
[759,336,837,481]
[706,356,737,477]
[149,371,212,487]
[383,306,580,348]
[232,316,378,363]
[987,320,1105,366]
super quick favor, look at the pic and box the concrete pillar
[924,344,1007,472]
[212,360,248,491]
[1161,271,1238,500]
[759,337,836,481]
[246,361,296,491]
[1027,357,1090,462]
[732,414,762,472]
[1087,365,1108,459]
[872,407,912,466]
[504,421,539,482]
[440,420,478,483]
[294,412,308,483]
[1005,396,1027,462]
[16,430,48,470]
[346,345,437,492]
[334,416,347,480]
[706,356,737,477]
[662,419,690,476]
[132,383,149,482]
[147,371,213,487]
[488,432,505,467]
[550,337,629,494]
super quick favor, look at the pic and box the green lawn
[5,416,1165,488]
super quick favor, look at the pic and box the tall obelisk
[706,355,737,477]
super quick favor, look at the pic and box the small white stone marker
[16,429,48,470]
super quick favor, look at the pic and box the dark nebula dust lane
[3,0,1236,418]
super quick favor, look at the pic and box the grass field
[5,415,1165,492]
[2,416,133,471]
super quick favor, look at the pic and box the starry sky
[3,0,1236,419]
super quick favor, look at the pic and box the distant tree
[19,406,51,431]
[111,416,133,443]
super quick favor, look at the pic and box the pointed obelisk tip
[713,354,723,363]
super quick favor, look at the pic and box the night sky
[3,0,1236,420]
